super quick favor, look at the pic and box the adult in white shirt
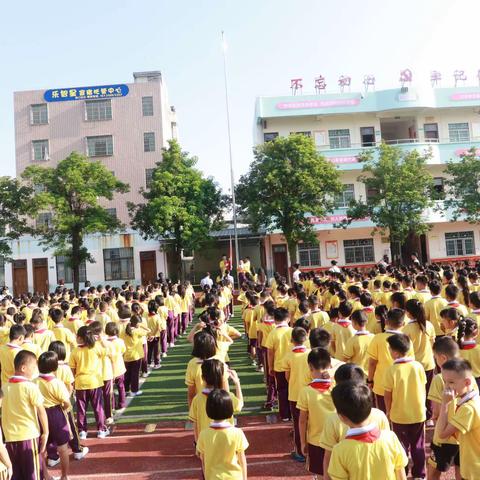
[200,272,213,289]
[292,263,301,283]
[329,260,341,274]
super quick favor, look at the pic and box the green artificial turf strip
[118,308,269,423]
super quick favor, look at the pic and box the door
[424,123,439,142]
[140,251,157,285]
[272,244,289,280]
[13,259,28,297]
[33,258,49,294]
[360,126,375,146]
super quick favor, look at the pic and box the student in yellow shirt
[265,307,292,421]
[0,390,13,479]
[437,359,480,480]
[414,274,431,304]
[440,307,461,339]
[37,351,71,480]
[328,381,408,480]
[189,359,243,442]
[369,304,387,334]
[22,325,42,358]
[146,300,164,369]
[307,295,329,329]
[343,310,374,373]
[178,285,191,335]
[283,327,311,462]
[297,348,335,476]
[427,336,461,480]
[0,324,25,386]
[384,334,426,480]
[63,306,84,336]
[424,280,448,336]
[105,323,127,415]
[457,317,480,388]
[2,350,49,480]
[445,284,469,317]
[69,326,109,439]
[197,389,249,480]
[51,309,77,362]
[242,295,257,359]
[31,312,55,353]
[331,302,355,360]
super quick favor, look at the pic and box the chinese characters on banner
[44,84,129,102]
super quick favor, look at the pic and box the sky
[1,0,480,192]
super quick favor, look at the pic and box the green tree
[128,140,227,281]
[342,143,434,261]
[0,177,36,259]
[236,134,342,270]
[23,152,129,293]
[443,148,480,223]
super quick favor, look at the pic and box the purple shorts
[46,405,71,447]
[307,443,325,475]
[6,438,42,480]
[249,338,257,347]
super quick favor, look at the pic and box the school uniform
[328,425,408,480]
[69,343,107,434]
[308,310,329,329]
[157,306,169,354]
[146,313,163,367]
[343,330,374,373]
[184,356,230,396]
[296,379,335,475]
[179,296,191,334]
[424,295,448,336]
[331,319,355,360]
[164,295,176,345]
[460,342,480,389]
[63,316,84,336]
[0,342,22,386]
[257,315,276,408]
[99,340,115,420]
[196,423,249,480]
[21,340,42,358]
[107,336,127,410]
[2,376,44,480]
[384,357,427,479]
[121,328,148,394]
[52,324,77,361]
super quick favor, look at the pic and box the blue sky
[1,0,480,191]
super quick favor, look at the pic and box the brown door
[272,244,289,279]
[140,251,157,285]
[13,259,28,297]
[33,258,49,294]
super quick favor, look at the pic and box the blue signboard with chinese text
[44,84,129,102]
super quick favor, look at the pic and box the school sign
[44,84,129,102]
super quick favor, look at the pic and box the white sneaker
[79,431,87,440]
[149,362,154,368]
[47,458,60,467]
[73,446,89,461]
[97,429,110,439]
[115,407,126,415]
[142,372,148,378]
[134,390,143,396]
[426,419,435,427]
[106,417,114,426]
[153,364,162,370]
[169,342,174,348]
[162,353,167,358]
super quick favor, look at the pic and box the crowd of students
[186,262,480,479]
[0,281,196,480]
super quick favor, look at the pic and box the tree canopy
[236,134,342,268]
[128,140,226,280]
[22,151,129,292]
[342,143,434,260]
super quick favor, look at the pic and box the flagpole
[221,30,241,288]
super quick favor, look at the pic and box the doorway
[33,258,49,294]
[360,126,375,146]
[13,259,28,297]
[272,244,289,280]
[140,251,157,285]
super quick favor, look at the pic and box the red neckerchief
[263,318,275,325]
[39,373,55,382]
[363,307,374,313]
[9,375,29,383]
[337,319,351,328]
[6,343,20,350]
[345,424,381,443]
[448,302,460,308]
[68,317,78,322]
[394,357,414,364]
[461,341,477,350]
[35,329,47,334]
[309,378,331,392]
[292,346,307,353]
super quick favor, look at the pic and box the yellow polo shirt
[343,332,374,372]
[0,343,22,386]
[121,329,147,362]
[282,346,311,402]
[33,329,56,353]
[146,313,163,337]
[319,408,390,451]
[21,340,42,358]
[184,357,230,394]
[414,289,431,304]
[424,296,448,336]
[460,345,480,378]
[197,426,249,480]
[331,321,355,360]
[383,359,426,424]
[265,324,292,372]
[36,375,70,408]
[55,362,75,392]
[402,320,436,371]
[52,325,77,361]
[63,317,84,335]
[450,395,480,480]
[296,382,335,446]
[107,337,127,378]
[69,344,105,390]
[308,310,329,329]
[2,377,44,442]
[328,429,408,480]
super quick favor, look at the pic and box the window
[433,177,445,196]
[142,96,154,116]
[104,247,134,280]
[263,132,279,142]
[298,242,320,267]
[344,239,374,264]
[335,184,355,209]
[106,208,117,219]
[424,123,439,142]
[445,231,475,256]
[32,140,49,161]
[360,127,375,147]
[328,129,351,149]
[448,123,470,143]
[366,186,379,204]
[145,168,154,188]
[85,99,112,121]
[31,104,48,125]
[87,135,113,156]
[56,256,87,284]
[144,132,155,152]
[36,212,53,229]
[290,131,311,137]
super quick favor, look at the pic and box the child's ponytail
[458,317,478,348]
[405,299,427,333]
[126,314,141,337]
[457,316,467,349]
[77,326,96,348]
[375,304,388,332]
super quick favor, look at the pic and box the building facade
[7,71,177,294]
[255,86,480,276]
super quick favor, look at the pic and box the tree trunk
[286,237,297,284]
[71,228,82,294]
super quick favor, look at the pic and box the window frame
[142,96,154,116]
[263,132,279,142]
[445,231,475,257]
[448,122,470,143]
[335,184,355,209]
[56,255,87,284]
[103,247,135,281]
[85,99,112,122]
[298,242,321,267]
[343,238,375,264]
[86,135,114,157]
[32,139,49,161]
[145,168,155,189]
[35,212,53,229]
[30,104,48,125]
[328,129,351,149]
[143,132,156,152]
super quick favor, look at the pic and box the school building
[255,85,480,278]
[9,71,177,294]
